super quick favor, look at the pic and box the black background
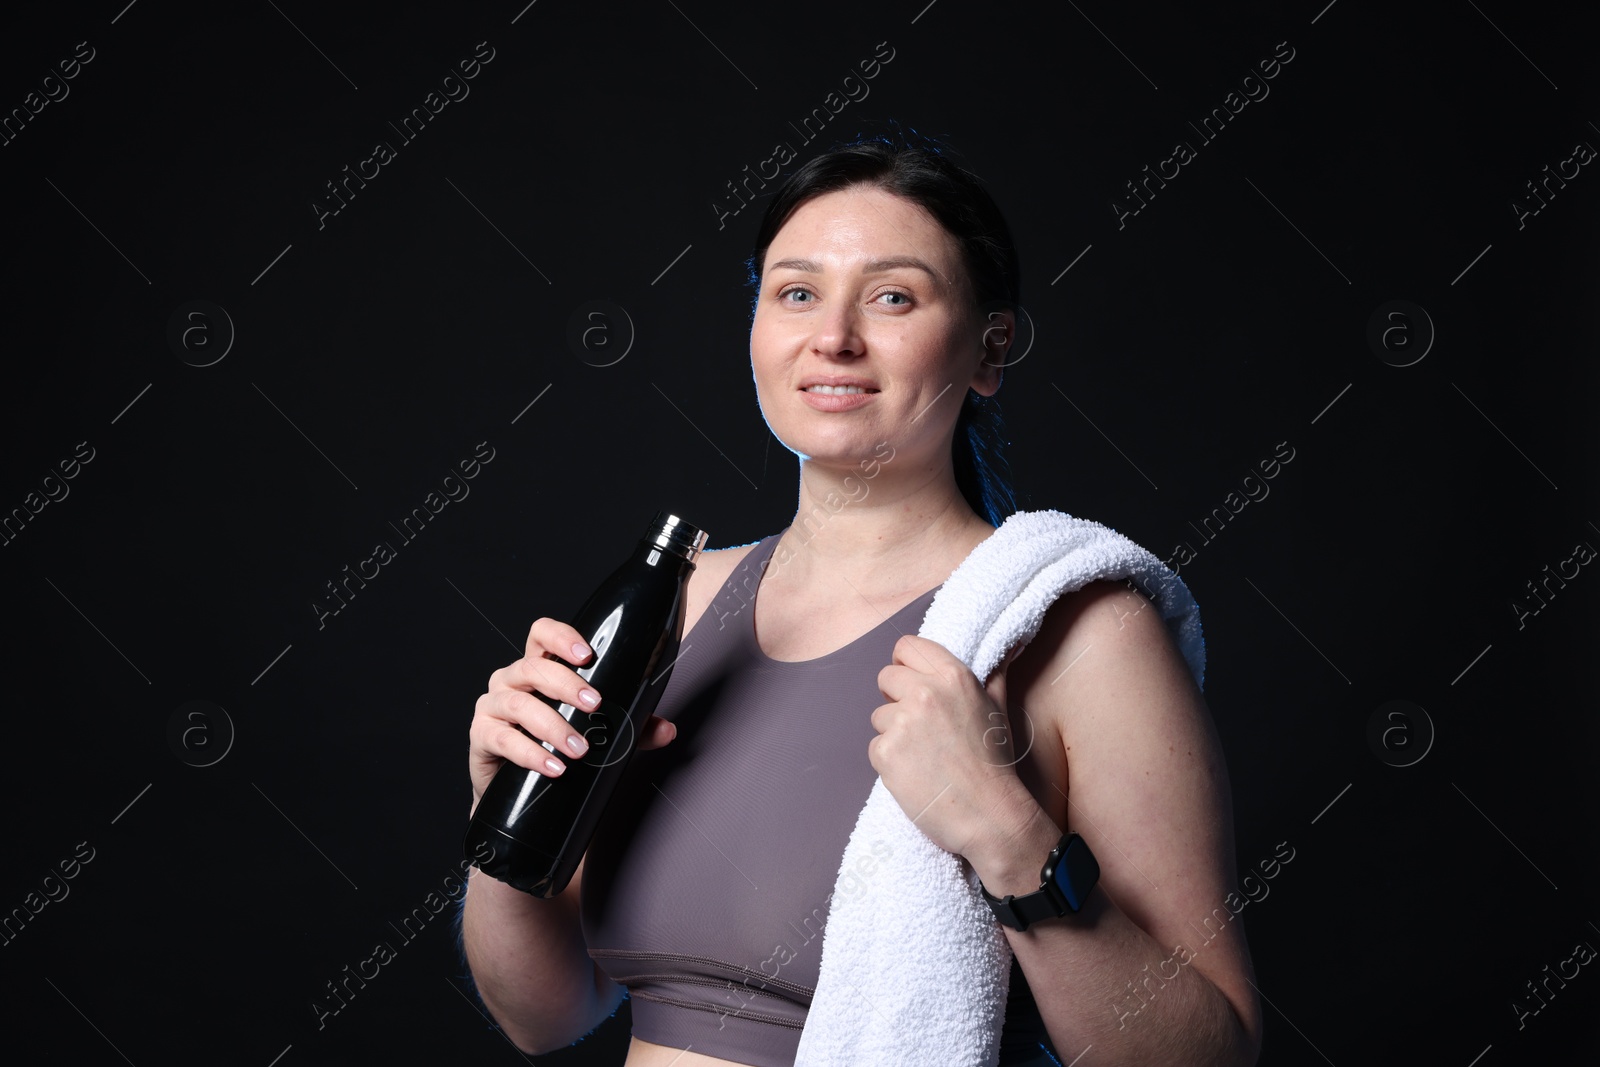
[2,0,1596,1064]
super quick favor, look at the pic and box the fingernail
[572,641,592,660]
[544,757,564,775]
[566,734,588,756]
[578,688,600,708]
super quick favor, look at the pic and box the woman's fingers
[635,715,678,752]
[471,618,678,804]
[523,615,594,666]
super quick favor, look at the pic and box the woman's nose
[812,302,864,358]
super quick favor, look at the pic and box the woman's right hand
[470,616,679,810]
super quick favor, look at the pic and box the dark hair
[744,127,1022,527]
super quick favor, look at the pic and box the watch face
[1049,835,1100,912]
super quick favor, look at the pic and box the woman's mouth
[800,385,878,411]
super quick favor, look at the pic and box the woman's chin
[776,429,875,460]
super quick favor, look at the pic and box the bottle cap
[646,510,709,563]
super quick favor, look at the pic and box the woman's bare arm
[460,833,624,1054]
[964,581,1263,1066]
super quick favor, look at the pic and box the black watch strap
[982,882,1064,932]
[980,831,1099,932]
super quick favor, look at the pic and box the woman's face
[750,185,1001,468]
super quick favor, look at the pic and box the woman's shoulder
[1007,575,1194,726]
[680,533,776,635]
[690,538,763,588]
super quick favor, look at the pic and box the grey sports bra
[579,530,1059,1066]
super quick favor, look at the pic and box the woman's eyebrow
[768,255,940,279]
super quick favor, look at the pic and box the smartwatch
[980,831,1100,932]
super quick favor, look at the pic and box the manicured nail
[544,757,564,775]
[566,734,588,756]
[572,641,592,660]
[578,688,600,708]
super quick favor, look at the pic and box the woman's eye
[775,287,910,307]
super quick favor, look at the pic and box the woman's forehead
[768,189,960,271]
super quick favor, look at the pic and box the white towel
[793,509,1206,1066]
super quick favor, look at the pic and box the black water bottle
[465,510,708,897]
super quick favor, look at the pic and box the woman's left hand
[869,634,1033,861]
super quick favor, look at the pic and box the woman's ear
[971,306,1013,397]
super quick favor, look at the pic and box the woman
[461,133,1263,1067]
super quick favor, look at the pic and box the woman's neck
[769,457,997,596]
